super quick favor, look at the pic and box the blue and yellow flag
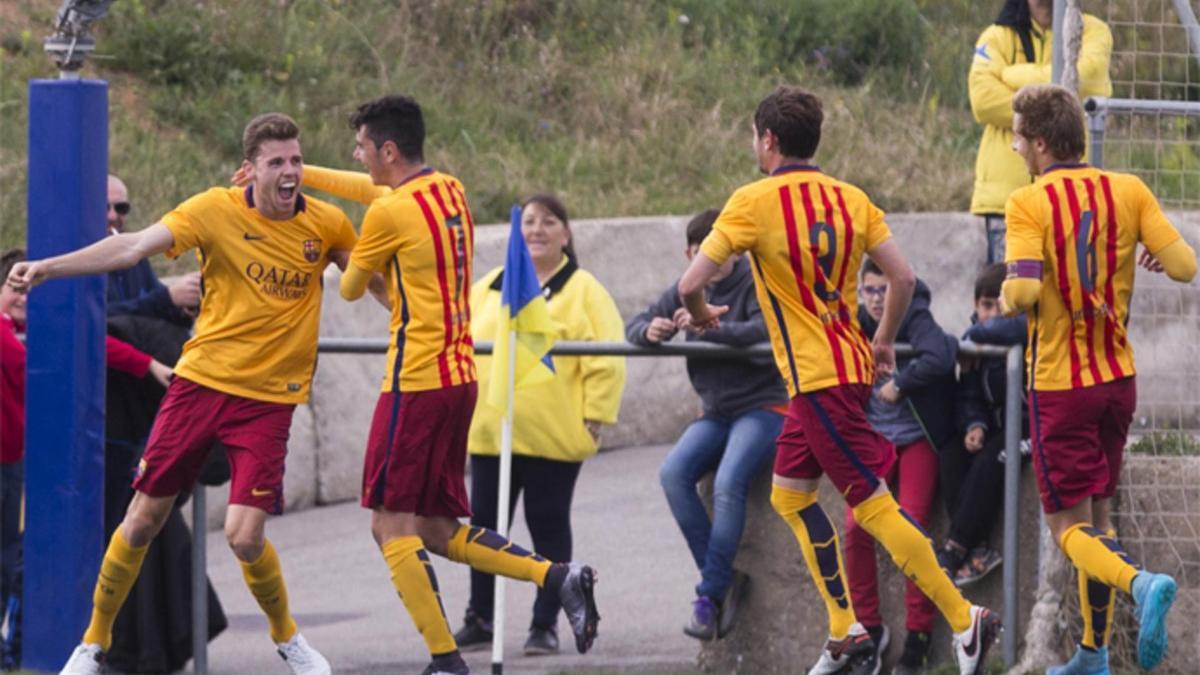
[487,205,557,411]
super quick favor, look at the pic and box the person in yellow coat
[454,194,626,656]
[970,0,1112,263]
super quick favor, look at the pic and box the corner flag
[487,204,556,411]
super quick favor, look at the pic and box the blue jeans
[659,409,782,600]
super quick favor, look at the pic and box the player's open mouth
[279,181,297,200]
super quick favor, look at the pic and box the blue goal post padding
[22,79,108,672]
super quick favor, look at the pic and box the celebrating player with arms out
[1003,84,1197,674]
[9,113,357,675]
[678,85,1001,675]
[316,95,598,675]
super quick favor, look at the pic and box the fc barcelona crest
[303,239,321,263]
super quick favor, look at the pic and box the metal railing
[189,338,1024,672]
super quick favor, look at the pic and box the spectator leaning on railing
[969,0,1112,263]
[843,259,959,674]
[626,208,787,642]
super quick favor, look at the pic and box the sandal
[954,546,1002,588]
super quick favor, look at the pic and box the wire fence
[1067,2,1200,669]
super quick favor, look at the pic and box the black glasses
[109,202,131,216]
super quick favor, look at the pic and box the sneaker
[952,606,1002,675]
[523,626,559,655]
[808,623,877,675]
[892,630,931,674]
[937,542,965,580]
[864,624,889,675]
[59,643,103,675]
[954,547,1002,588]
[683,596,719,641]
[276,632,331,675]
[421,650,471,675]
[1131,571,1177,670]
[453,609,493,653]
[555,562,600,654]
[717,569,750,638]
[1046,645,1110,675]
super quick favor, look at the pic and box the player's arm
[341,204,399,302]
[968,27,1018,128]
[303,165,391,205]
[1150,239,1198,282]
[6,223,174,293]
[1134,178,1198,283]
[1000,195,1044,314]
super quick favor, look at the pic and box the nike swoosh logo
[244,233,266,241]
[965,611,981,657]
[251,488,273,497]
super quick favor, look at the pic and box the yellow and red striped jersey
[700,165,893,396]
[1005,164,1184,391]
[350,168,477,392]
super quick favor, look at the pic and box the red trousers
[842,437,938,632]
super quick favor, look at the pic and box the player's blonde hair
[242,113,301,162]
[1013,84,1086,161]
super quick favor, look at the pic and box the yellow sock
[852,492,973,633]
[240,539,298,644]
[1078,552,1117,649]
[769,485,856,639]
[383,536,457,655]
[446,525,552,587]
[82,529,149,650]
[1059,524,1139,595]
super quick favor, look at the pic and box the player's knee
[769,482,816,517]
[226,531,265,562]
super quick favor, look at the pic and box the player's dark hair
[242,113,300,162]
[754,86,823,159]
[1013,84,1086,161]
[860,258,884,279]
[685,209,721,247]
[522,193,576,262]
[350,95,425,163]
[975,262,1007,300]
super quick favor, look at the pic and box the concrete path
[204,444,701,674]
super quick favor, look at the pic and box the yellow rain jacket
[468,258,626,463]
[969,15,1113,215]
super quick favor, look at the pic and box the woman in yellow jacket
[454,194,626,656]
[969,0,1112,262]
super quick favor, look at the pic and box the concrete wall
[195,210,1199,530]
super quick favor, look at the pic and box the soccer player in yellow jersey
[1003,84,1197,674]
[678,86,1001,675]
[9,113,355,675]
[310,95,598,675]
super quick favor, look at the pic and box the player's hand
[872,340,896,378]
[147,359,174,389]
[686,304,728,333]
[168,272,202,309]
[5,261,48,294]
[1138,247,1165,273]
[964,426,985,453]
[230,165,252,187]
[644,317,677,344]
[877,378,902,403]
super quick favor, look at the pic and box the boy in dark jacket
[937,263,1027,589]
[846,259,958,673]
[627,210,788,641]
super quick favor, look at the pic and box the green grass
[1127,431,1200,455]
[0,0,1001,267]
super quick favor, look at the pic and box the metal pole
[192,487,207,675]
[1087,107,1106,169]
[1052,0,1066,84]
[1001,345,1024,667]
[1170,0,1200,71]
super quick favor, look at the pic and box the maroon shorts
[361,382,477,517]
[1030,376,1137,513]
[774,384,896,507]
[133,377,294,514]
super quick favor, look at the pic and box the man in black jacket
[627,210,788,642]
[843,259,958,674]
